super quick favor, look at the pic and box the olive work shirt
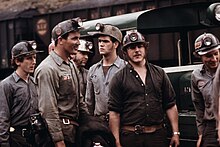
[191,65,216,135]
[34,51,88,143]
[108,63,176,126]
[0,72,38,146]
[85,56,126,116]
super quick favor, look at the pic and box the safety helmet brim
[122,40,147,51]
[197,45,220,55]
[88,31,121,43]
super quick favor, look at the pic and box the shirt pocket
[59,75,74,96]
[91,75,100,95]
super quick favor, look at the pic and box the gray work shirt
[85,56,126,116]
[0,72,38,146]
[34,51,88,143]
[191,64,216,135]
[213,65,220,120]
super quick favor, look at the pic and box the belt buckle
[62,118,70,125]
[134,125,144,134]
[22,128,27,137]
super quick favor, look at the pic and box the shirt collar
[12,71,34,83]
[127,61,149,69]
[12,71,21,83]
[200,64,206,74]
[50,51,66,66]
[97,56,123,68]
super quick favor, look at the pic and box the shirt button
[146,104,149,106]
[130,70,132,72]
[145,93,148,96]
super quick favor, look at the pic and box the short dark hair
[54,32,72,46]
[11,56,25,69]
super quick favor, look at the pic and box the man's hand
[169,134,180,147]
[196,135,202,147]
[55,141,66,147]
[116,141,123,147]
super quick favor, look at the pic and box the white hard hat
[78,39,93,53]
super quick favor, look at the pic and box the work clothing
[0,72,38,146]
[85,56,126,116]
[34,51,88,143]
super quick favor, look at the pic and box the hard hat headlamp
[72,17,83,28]
[27,40,37,50]
[95,23,104,32]
[86,41,93,50]
[129,33,138,42]
[203,37,212,46]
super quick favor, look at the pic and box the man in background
[73,39,93,98]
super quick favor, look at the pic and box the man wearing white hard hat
[73,39,93,98]
[191,32,220,147]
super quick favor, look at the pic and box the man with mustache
[108,30,180,147]
[34,18,88,147]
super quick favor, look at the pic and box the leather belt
[61,118,79,126]
[122,124,163,134]
[10,126,32,138]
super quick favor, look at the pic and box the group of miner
[0,17,220,147]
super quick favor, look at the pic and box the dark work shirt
[108,63,176,126]
[0,72,38,145]
[78,67,88,98]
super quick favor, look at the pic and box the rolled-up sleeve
[108,73,122,113]
[35,67,64,142]
[161,71,176,110]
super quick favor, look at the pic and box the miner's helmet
[11,40,43,59]
[52,17,83,41]
[78,40,93,53]
[194,32,220,56]
[88,23,122,43]
[122,30,147,51]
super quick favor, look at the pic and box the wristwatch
[173,131,180,136]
